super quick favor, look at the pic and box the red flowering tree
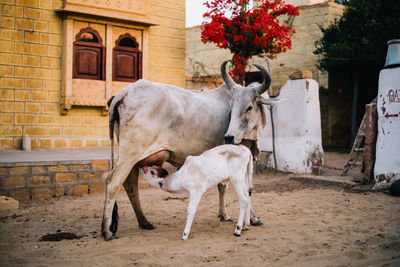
[201,0,299,84]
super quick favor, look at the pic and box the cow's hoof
[105,235,118,241]
[140,223,155,230]
[218,215,233,222]
[250,219,263,226]
[233,232,241,237]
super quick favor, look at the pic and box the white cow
[141,144,253,240]
[102,60,280,240]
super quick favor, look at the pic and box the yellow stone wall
[0,0,185,150]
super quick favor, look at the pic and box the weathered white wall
[374,67,400,182]
[259,79,324,173]
[283,0,326,6]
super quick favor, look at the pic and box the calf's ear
[142,166,148,173]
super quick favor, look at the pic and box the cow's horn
[252,63,271,95]
[221,60,237,90]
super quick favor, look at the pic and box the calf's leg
[234,195,249,237]
[182,193,202,240]
[217,183,232,222]
[231,180,250,237]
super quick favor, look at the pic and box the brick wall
[0,159,149,200]
[0,0,185,150]
[0,159,109,200]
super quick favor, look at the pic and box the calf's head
[140,167,168,188]
[222,60,281,145]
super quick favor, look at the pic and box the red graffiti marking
[385,113,399,119]
[387,89,400,103]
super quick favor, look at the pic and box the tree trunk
[363,98,377,183]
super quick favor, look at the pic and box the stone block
[34,20,48,32]
[48,165,68,172]
[15,67,33,78]
[30,44,48,56]
[16,18,33,30]
[55,172,76,183]
[9,166,29,175]
[70,184,88,196]
[24,126,46,136]
[0,196,19,210]
[69,164,90,172]
[24,7,41,19]
[31,188,52,200]
[70,139,83,148]
[0,40,14,52]
[15,42,29,53]
[0,53,21,65]
[11,189,31,201]
[0,167,9,175]
[89,182,105,194]
[54,139,67,148]
[24,31,40,43]
[42,103,58,113]
[1,176,26,187]
[0,89,14,100]
[0,113,13,124]
[49,127,61,136]
[80,172,101,182]
[39,138,53,148]
[25,102,41,113]
[15,114,35,124]
[1,138,13,148]
[32,166,47,174]
[29,175,50,185]
[85,139,99,147]
[92,160,109,170]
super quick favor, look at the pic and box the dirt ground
[1,152,400,266]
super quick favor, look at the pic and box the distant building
[186,0,347,146]
[0,0,185,150]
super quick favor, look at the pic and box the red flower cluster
[201,0,299,80]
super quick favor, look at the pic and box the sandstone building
[0,0,185,150]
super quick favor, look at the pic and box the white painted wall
[284,0,326,6]
[374,67,400,182]
[259,79,324,173]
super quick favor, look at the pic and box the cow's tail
[246,150,254,197]
[107,90,128,170]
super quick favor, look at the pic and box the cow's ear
[142,166,148,173]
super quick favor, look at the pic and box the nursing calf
[141,144,253,240]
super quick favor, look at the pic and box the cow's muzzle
[224,135,235,144]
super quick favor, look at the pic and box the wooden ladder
[342,114,366,175]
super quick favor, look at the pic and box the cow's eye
[150,170,155,175]
[245,106,253,112]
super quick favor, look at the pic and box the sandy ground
[1,153,400,266]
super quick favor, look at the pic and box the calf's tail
[246,151,254,196]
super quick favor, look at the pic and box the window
[73,27,105,80]
[113,33,142,82]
